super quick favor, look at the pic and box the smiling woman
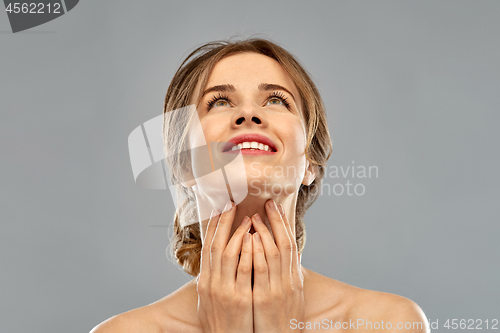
[91,37,429,333]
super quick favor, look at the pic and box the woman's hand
[251,199,305,333]
[196,201,254,333]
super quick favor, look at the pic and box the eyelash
[206,91,291,111]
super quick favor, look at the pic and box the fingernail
[267,199,277,211]
[244,233,250,243]
[241,216,250,225]
[253,213,262,223]
[278,204,284,215]
[254,233,261,242]
[223,201,233,212]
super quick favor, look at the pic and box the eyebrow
[201,83,296,102]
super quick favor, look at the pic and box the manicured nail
[253,213,262,223]
[244,233,250,243]
[241,216,250,225]
[223,201,233,212]
[254,233,261,242]
[278,204,285,215]
[267,199,277,211]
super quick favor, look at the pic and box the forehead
[196,52,302,108]
[208,52,295,87]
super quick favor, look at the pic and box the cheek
[282,120,308,155]
[200,118,218,140]
[198,117,229,148]
[278,121,309,180]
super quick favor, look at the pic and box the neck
[230,194,297,238]
[194,187,299,241]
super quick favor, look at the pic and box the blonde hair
[164,37,332,276]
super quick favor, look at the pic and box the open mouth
[224,141,276,152]
[222,133,278,153]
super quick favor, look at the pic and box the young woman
[92,38,429,333]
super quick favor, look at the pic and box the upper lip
[222,133,277,152]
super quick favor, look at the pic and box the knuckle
[240,246,252,254]
[210,243,219,253]
[199,282,214,297]
[255,263,268,273]
[238,264,252,274]
[269,250,281,260]
[254,245,265,254]
[221,250,235,261]
[230,295,247,309]
[282,241,293,252]
[238,295,252,307]
[196,282,208,295]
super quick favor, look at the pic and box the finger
[252,232,270,291]
[265,200,293,283]
[221,216,252,282]
[251,214,281,289]
[278,204,294,239]
[199,209,220,279]
[278,204,300,280]
[235,231,253,293]
[265,200,292,251]
[210,201,236,276]
[202,208,219,244]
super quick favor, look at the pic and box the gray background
[1,1,499,332]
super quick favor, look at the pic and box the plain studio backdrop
[1,1,499,332]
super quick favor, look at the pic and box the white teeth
[228,142,274,151]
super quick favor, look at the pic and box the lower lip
[223,149,276,155]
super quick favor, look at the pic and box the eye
[206,93,231,111]
[213,100,229,107]
[266,91,291,110]
[267,97,283,105]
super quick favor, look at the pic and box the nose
[232,103,266,128]
[235,116,261,125]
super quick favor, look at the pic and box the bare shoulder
[90,280,201,333]
[303,268,429,332]
[354,289,429,332]
[89,307,163,333]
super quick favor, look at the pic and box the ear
[301,160,317,186]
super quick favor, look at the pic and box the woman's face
[190,52,315,200]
